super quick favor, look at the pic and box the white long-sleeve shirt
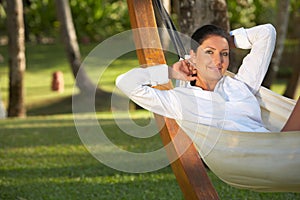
[116,24,276,132]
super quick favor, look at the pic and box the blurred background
[1,1,300,200]
[0,0,299,117]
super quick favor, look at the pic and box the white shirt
[116,24,276,132]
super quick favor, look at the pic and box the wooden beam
[127,0,166,66]
[127,0,219,199]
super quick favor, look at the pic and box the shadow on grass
[0,163,121,179]
[1,163,299,200]
[1,116,300,199]
[0,168,180,200]
[0,162,172,179]
[1,116,162,151]
[27,91,134,116]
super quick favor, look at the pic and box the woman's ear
[189,49,195,57]
[189,50,196,63]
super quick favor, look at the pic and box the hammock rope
[152,0,188,59]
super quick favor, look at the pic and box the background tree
[6,0,26,117]
[174,0,229,36]
[283,0,300,98]
[263,0,291,89]
[55,0,104,94]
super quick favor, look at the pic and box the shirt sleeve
[116,64,182,119]
[230,24,276,94]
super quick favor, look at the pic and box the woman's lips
[207,66,222,72]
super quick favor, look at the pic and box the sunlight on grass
[271,81,300,98]
[98,56,139,93]
[1,114,300,199]
[0,43,97,109]
[0,114,182,200]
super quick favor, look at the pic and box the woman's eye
[205,50,213,54]
[222,52,229,56]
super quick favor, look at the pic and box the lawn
[1,112,300,200]
[0,42,299,199]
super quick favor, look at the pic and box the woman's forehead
[200,35,229,49]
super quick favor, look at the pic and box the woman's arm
[231,24,276,94]
[116,64,183,119]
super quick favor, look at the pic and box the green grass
[0,43,139,115]
[0,43,300,199]
[1,113,300,200]
[0,112,181,200]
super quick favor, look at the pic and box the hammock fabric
[176,81,300,192]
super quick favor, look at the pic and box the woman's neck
[194,77,218,91]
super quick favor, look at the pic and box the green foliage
[290,0,300,12]
[24,0,58,41]
[0,0,298,42]
[228,0,300,29]
[227,0,276,29]
[69,0,130,42]
[0,3,6,37]
[0,0,130,42]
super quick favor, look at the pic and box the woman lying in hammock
[116,24,300,132]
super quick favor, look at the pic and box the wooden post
[127,0,219,199]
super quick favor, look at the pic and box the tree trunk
[6,0,26,117]
[175,0,229,36]
[283,5,300,99]
[284,60,300,99]
[282,42,299,100]
[263,0,290,88]
[55,0,101,94]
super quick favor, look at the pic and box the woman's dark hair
[190,24,230,52]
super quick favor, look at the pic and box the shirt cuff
[230,27,252,49]
[146,64,169,86]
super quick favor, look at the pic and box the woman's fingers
[170,60,198,81]
[182,60,195,76]
[186,75,197,81]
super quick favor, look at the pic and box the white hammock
[176,80,300,192]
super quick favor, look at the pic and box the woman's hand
[168,60,197,81]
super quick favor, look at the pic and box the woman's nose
[213,54,223,66]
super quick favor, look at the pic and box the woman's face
[191,35,230,84]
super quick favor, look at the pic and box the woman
[116,24,299,132]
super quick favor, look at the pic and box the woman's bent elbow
[265,24,277,40]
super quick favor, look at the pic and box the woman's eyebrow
[204,46,216,50]
[204,46,229,51]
